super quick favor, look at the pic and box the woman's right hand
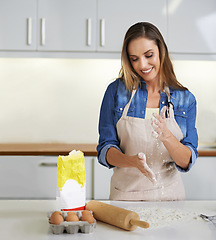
[135,152,157,184]
[107,147,157,184]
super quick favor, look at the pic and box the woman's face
[128,37,160,84]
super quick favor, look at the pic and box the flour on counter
[127,207,202,229]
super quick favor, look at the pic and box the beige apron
[110,89,185,201]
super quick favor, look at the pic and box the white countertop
[0,200,216,240]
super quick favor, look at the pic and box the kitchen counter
[0,143,97,156]
[198,150,216,156]
[0,143,215,156]
[0,200,215,240]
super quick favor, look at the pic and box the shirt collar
[140,79,174,95]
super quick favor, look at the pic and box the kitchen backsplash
[0,58,215,145]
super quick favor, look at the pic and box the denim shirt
[97,78,198,172]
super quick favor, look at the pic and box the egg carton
[48,211,96,234]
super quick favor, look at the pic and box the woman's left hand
[151,106,172,142]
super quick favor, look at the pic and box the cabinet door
[181,157,216,200]
[37,0,96,51]
[97,0,167,52]
[93,158,113,200]
[0,0,37,50]
[0,156,57,198]
[168,0,216,54]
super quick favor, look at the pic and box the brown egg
[82,210,92,215]
[81,213,95,224]
[50,211,64,225]
[65,212,79,222]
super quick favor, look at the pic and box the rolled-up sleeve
[175,145,197,172]
[97,82,120,169]
[98,144,121,168]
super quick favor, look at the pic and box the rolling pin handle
[130,219,149,229]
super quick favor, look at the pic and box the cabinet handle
[87,18,92,46]
[100,19,105,47]
[41,18,46,46]
[39,162,57,167]
[27,18,32,45]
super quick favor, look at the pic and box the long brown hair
[119,22,187,93]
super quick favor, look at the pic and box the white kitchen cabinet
[0,0,37,50]
[0,155,215,200]
[93,156,216,200]
[181,156,216,200]
[2,0,215,58]
[0,0,167,54]
[97,0,167,52]
[168,0,216,54]
[0,156,57,199]
[0,0,97,52]
[0,156,93,199]
[38,0,167,52]
[93,158,113,200]
[37,0,97,51]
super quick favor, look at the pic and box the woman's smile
[141,67,153,74]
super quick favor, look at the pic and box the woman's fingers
[160,106,167,119]
[151,115,160,138]
[137,153,157,184]
[151,107,167,139]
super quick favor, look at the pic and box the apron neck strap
[164,86,174,118]
[122,90,136,117]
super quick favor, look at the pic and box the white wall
[173,60,216,144]
[0,58,215,144]
[0,58,120,143]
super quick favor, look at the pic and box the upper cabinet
[1,0,216,58]
[0,0,37,50]
[97,0,167,52]
[0,0,97,52]
[167,0,216,54]
[0,0,167,54]
[37,0,97,52]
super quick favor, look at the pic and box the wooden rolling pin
[85,200,149,231]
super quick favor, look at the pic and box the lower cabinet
[0,156,215,200]
[181,156,216,200]
[93,158,113,200]
[93,156,216,200]
[0,156,93,199]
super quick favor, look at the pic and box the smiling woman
[97,22,198,201]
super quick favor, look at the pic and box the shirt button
[183,111,185,115]
[120,107,123,111]
[162,101,165,104]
